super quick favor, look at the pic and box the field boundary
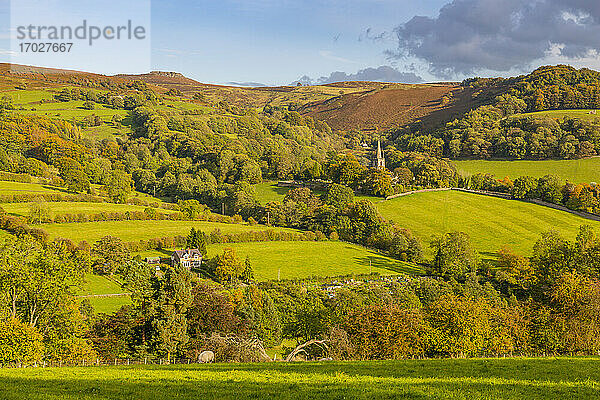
[77,293,130,298]
[385,187,451,200]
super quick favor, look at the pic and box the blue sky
[150,0,444,85]
[2,0,600,85]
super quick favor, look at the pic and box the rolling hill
[376,190,600,259]
[0,63,499,133]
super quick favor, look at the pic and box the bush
[0,318,44,365]
[0,171,33,183]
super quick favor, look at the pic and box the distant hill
[3,63,599,136]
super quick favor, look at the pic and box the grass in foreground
[42,220,294,243]
[454,157,600,183]
[0,357,598,399]
[376,190,600,259]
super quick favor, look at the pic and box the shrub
[0,318,44,365]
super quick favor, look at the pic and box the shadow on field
[479,250,499,265]
[1,358,599,400]
[41,185,70,194]
[353,253,423,275]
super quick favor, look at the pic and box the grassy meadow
[454,157,600,183]
[42,220,294,243]
[142,241,420,281]
[253,181,379,205]
[78,274,130,314]
[515,109,600,121]
[206,241,418,280]
[0,181,68,195]
[2,202,173,218]
[0,357,598,399]
[253,181,289,204]
[376,190,600,259]
[0,180,167,205]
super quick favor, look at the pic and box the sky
[2,0,600,85]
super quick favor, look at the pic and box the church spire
[373,140,385,170]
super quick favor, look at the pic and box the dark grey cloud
[392,0,600,77]
[292,66,423,85]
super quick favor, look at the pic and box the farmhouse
[171,249,203,269]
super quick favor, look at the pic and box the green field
[3,89,56,104]
[253,181,289,204]
[454,157,600,183]
[78,274,130,314]
[515,109,600,121]
[0,180,168,204]
[207,241,418,280]
[1,357,598,399]
[143,241,419,280]
[86,295,131,314]
[253,181,380,205]
[2,202,172,218]
[0,181,68,195]
[376,190,600,258]
[42,220,293,243]
[14,99,129,122]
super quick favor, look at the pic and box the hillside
[0,63,496,132]
[299,82,467,131]
[376,190,600,259]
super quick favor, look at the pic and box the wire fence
[1,357,205,369]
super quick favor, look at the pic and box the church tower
[373,140,385,170]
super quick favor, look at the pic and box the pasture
[454,157,600,183]
[0,180,167,205]
[78,274,130,314]
[0,181,67,195]
[143,241,419,281]
[206,241,418,280]
[42,220,293,243]
[2,202,172,218]
[253,181,379,205]
[515,109,600,121]
[14,99,128,122]
[253,181,289,203]
[376,190,600,258]
[0,357,598,399]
